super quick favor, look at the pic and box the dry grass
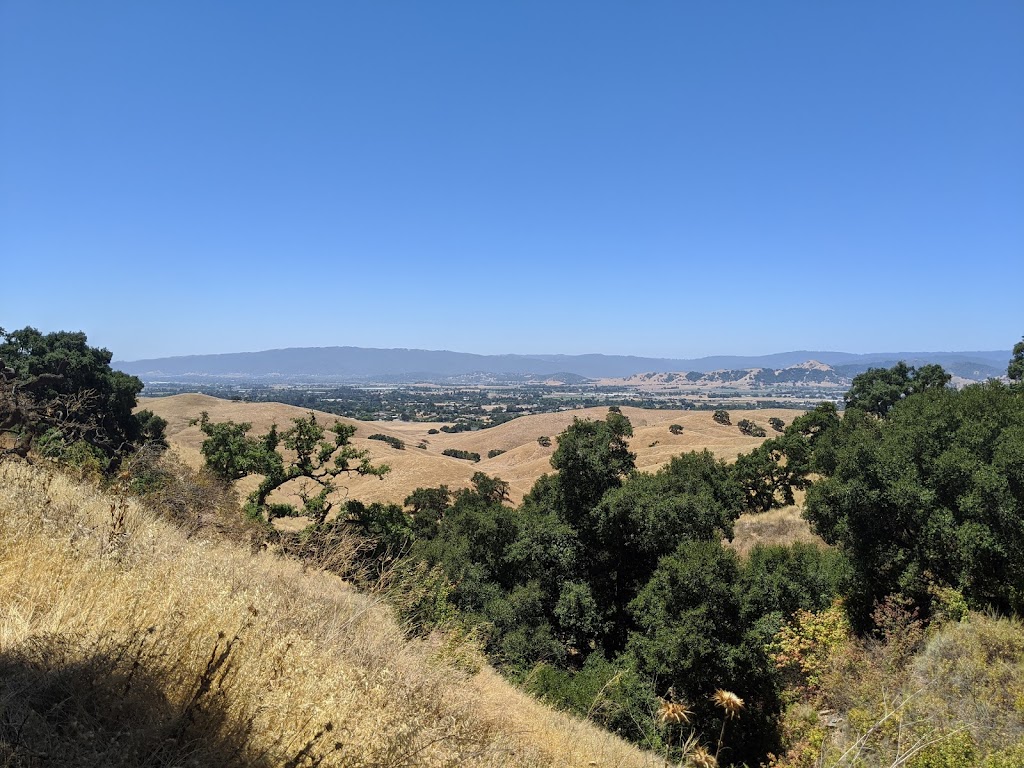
[140,395,807,506]
[727,505,825,559]
[0,460,660,767]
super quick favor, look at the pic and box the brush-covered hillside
[0,459,662,767]
[139,393,806,505]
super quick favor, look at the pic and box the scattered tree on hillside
[737,419,766,437]
[537,435,552,447]
[487,448,506,458]
[193,411,388,524]
[442,448,480,462]
[368,433,405,450]
[669,424,683,435]
[768,417,785,432]
[0,326,165,467]
[713,409,731,426]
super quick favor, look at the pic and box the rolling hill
[140,395,808,506]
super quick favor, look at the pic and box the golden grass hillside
[0,460,661,767]
[140,395,806,505]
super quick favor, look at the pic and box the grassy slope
[0,461,661,767]
[139,394,806,504]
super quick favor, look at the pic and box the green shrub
[668,424,683,435]
[367,433,405,450]
[737,419,767,437]
[487,449,506,459]
[537,436,552,447]
[713,409,731,425]
[442,448,480,462]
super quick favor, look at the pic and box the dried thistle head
[711,689,745,719]
[657,698,693,725]
[688,744,718,768]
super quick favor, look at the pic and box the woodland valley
[2,326,1024,768]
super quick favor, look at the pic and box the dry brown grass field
[140,395,808,505]
[0,460,663,767]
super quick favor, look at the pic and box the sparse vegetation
[487,448,506,458]
[713,409,731,425]
[669,423,684,435]
[537,435,552,447]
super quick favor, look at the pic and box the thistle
[711,689,745,719]
[709,688,744,763]
[688,744,718,768]
[657,698,693,725]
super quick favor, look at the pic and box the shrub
[442,448,480,463]
[737,419,767,437]
[427,428,439,435]
[487,449,506,459]
[537,436,552,447]
[367,433,405,450]
[668,424,683,435]
[769,417,785,432]
[713,409,731,425]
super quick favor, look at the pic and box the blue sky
[2,2,1021,361]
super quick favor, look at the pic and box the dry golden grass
[727,504,825,559]
[140,395,806,506]
[0,460,660,767]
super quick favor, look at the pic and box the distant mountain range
[115,346,1013,384]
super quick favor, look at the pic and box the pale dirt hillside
[141,395,806,505]
[0,460,661,767]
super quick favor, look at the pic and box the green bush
[442,448,481,462]
[367,433,405,450]
[487,449,506,458]
[713,409,731,425]
[737,418,767,437]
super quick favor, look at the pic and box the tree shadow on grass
[0,630,337,768]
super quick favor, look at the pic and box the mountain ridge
[115,345,1012,382]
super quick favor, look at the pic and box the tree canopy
[0,326,165,466]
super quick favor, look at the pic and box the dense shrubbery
[0,326,166,470]
[487,448,505,458]
[367,433,405,450]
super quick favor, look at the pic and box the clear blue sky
[2,2,1022,361]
